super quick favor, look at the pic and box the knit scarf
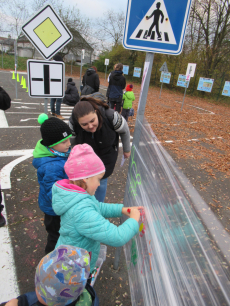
[47,147,71,157]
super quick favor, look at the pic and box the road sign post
[79,49,85,92]
[104,59,109,81]
[14,40,18,99]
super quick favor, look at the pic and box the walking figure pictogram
[145,2,164,40]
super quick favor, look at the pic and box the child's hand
[130,208,140,222]
[122,206,143,219]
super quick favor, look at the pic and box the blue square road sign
[123,0,192,55]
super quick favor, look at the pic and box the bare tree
[0,0,29,38]
[185,0,230,78]
[95,10,125,48]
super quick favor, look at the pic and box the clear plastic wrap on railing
[122,118,230,306]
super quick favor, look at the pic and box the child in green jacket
[122,84,135,121]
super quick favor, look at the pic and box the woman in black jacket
[69,96,131,202]
[63,78,80,106]
[82,66,100,93]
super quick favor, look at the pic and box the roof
[0,37,15,45]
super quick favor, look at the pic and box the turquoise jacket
[122,91,135,109]
[52,179,139,272]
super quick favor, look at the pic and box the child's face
[78,111,99,133]
[84,172,105,196]
[51,138,71,153]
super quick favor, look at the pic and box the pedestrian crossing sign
[123,0,192,55]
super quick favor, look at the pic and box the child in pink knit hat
[52,144,143,276]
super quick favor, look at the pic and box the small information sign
[133,67,142,77]
[222,81,230,96]
[160,72,171,84]
[197,77,214,92]
[123,65,129,75]
[177,74,189,88]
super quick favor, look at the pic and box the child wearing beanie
[5,245,99,306]
[32,114,72,254]
[52,144,142,274]
[122,84,135,122]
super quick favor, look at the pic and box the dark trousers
[44,214,60,254]
[121,108,130,121]
[109,100,122,113]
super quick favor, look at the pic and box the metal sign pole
[159,79,163,98]
[105,64,107,81]
[14,40,18,99]
[79,52,83,91]
[71,57,73,76]
[2,44,3,68]
[181,82,188,111]
[44,98,48,114]
[114,52,154,269]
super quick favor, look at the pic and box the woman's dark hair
[115,63,123,71]
[73,97,109,130]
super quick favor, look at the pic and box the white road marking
[164,136,223,144]
[10,71,27,75]
[20,118,38,122]
[0,153,33,189]
[0,110,9,128]
[0,192,20,303]
[175,100,215,114]
[0,150,34,157]
[6,112,42,114]
[15,106,36,109]
[11,101,41,105]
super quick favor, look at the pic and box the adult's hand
[124,151,131,158]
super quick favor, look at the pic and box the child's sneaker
[0,213,6,227]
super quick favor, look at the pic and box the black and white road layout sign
[27,59,65,98]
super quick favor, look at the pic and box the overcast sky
[66,0,127,18]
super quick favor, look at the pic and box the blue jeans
[94,178,108,202]
[50,98,62,115]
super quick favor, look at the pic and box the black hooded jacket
[82,68,100,92]
[63,81,80,105]
[108,70,126,99]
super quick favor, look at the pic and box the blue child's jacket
[32,140,68,215]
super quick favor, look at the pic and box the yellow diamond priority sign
[34,18,62,48]
[22,5,72,60]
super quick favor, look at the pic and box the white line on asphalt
[164,136,223,144]
[5,126,40,128]
[11,101,41,105]
[175,100,215,114]
[20,118,38,122]
[0,150,34,157]
[10,71,27,75]
[6,112,42,114]
[0,192,20,303]
[0,110,9,127]
[0,153,33,189]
